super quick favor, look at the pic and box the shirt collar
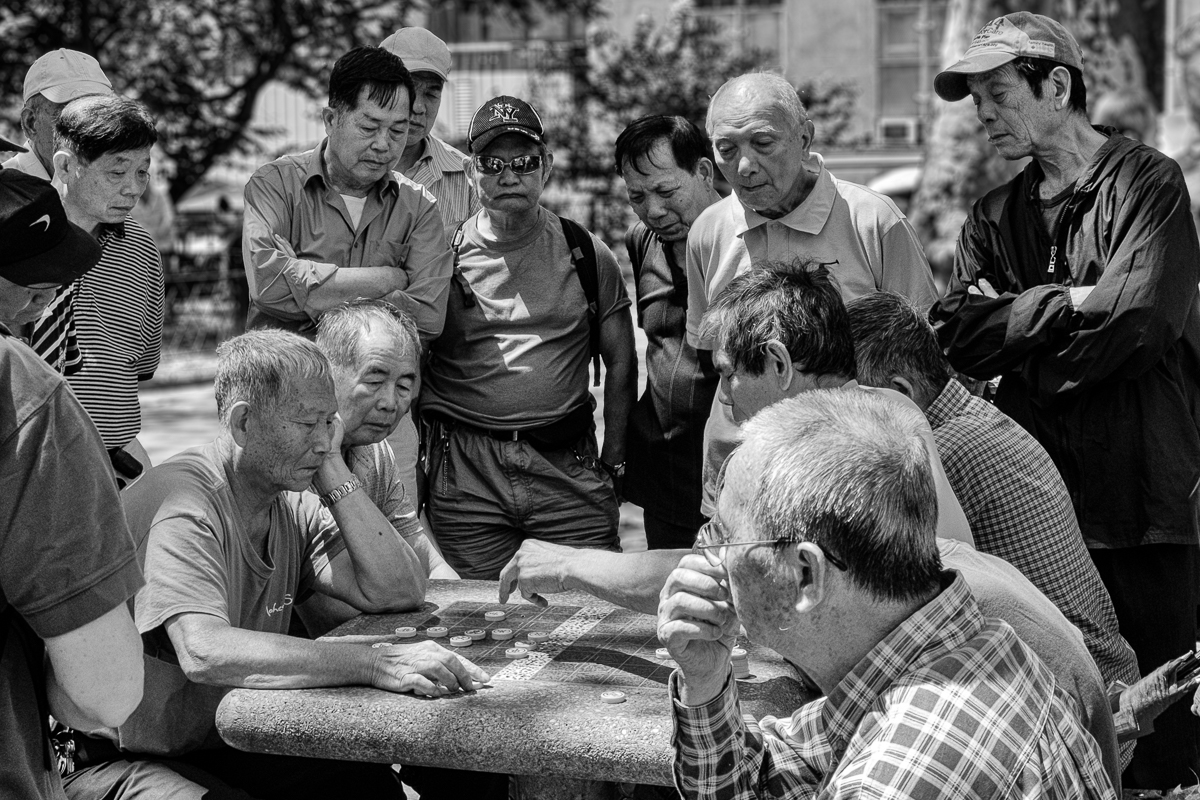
[819,572,983,755]
[732,152,834,238]
[422,136,469,175]
[923,379,971,432]
[303,139,400,196]
[96,219,128,243]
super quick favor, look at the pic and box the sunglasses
[693,517,848,571]
[473,155,544,176]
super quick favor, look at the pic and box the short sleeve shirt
[0,330,143,800]
[120,442,346,745]
[422,208,632,428]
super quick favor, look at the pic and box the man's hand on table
[497,540,577,606]
[370,640,490,697]
[658,553,739,707]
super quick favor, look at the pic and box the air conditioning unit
[877,117,919,145]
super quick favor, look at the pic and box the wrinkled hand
[371,640,490,697]
[498,540,575,606]
[1068,286,1095,308]
[967,278,999,298]
[658,553,739,705]
[312,415,349,495]
[1125,651,1200,726]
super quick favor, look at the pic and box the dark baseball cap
[934,12,1084,102]
[467,96,545,154]
[0,169,101,287]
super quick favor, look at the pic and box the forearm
[405,531,459,579]
[305,267,407,316]
[323,465,427,610]
[566,548,685,614]
[600,357,635,464]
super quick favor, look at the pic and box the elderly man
[930,12,1200,788]
[62,330,493,800]
[661,389,1116,799]
[688,72,937,515]
[420,95,636,580]
[37,95,164,484]
[614,116,721,550]
[243,46,452,343]
[0,165,144,800]
[381,27,479,232]
[297,300,457,636]
[3,49,112,181]
[848,291,1140,763]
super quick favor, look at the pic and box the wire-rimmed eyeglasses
[693,517,848,572]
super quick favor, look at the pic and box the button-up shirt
[242,140,452,340]
[671,573,1117,800]
[926,379,1140,725]
[403,135,479,237]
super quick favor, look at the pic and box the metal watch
[320,475,364,508]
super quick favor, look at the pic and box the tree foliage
[1,0,599,202]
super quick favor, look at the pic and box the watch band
[320,475,364,508]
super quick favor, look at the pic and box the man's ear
[799,119,816,158]
[889,375,917,400]
[321,106,337,136]
[695,157,715,186]
[763,340,798,391]
[1049,66,1072,111]
[228,402,254,448]
[541,151,555,186]
[52,150,74,181]
[792,541,831,613]
[19,106,38,139]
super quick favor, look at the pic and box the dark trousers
[1091,543,1200,790]
[64,742,508,800]
[643,512,702,551]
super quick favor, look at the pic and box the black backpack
[451,216,601,386]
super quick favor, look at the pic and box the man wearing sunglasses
[660,389,1115,799]
[420,95,636,580]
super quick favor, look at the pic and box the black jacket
[931,130,1200,548]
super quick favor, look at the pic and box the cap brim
[934,51,1018,101]
[0,135,27,153]
[4,221,102,287]
[403,59,449,80]
[38,80,114,104]
[469,127,543,154]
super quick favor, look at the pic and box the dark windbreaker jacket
[931,129,1200,549]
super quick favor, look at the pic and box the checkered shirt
[927,380,1140,707]
[671,574,1118,800]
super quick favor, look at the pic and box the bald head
[707,73,808,137]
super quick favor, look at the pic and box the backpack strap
[449,222,475,308]
[624,224,657,329]
[559,217,601,387]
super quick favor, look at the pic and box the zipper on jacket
[1047,245,1057,275]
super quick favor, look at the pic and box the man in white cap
[929,12,1200,790]
[380,27,479,234]
[3,49,113,181]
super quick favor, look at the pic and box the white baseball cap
[380,28,452,80]
[24,49,113,104]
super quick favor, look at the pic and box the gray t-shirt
[423,207,631,428]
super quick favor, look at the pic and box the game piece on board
[601,691,626,704]
[504,648,529,659]
[491,628,514,640]
[655,647,672,660]
[394,627,417,638]
[485,610,507,622]
[426,626,448,638]
[466,629,486,641]
[371,642,388,648]
[450,635,472,647]
[513,640,535,650]
[528,632,550,644]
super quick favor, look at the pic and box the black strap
[559,217,601,387]
[624,225,655,329]
[450,222,475,308]
[1,604,53,770]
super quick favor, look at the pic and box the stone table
[216,580,811,798]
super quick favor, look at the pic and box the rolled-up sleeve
[242,165,339,321]
[396,194,453,341]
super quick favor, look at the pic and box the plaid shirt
[927,381,1140,705]
[671,574,1117,800]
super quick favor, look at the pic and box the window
[876,0,947,135]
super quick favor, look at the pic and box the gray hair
[729,388,942,602]
[315,299,420,372]
[214,330,331,423]
[707,72,808,136]
[846,292,953,406]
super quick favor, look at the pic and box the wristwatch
[320,475,364,508]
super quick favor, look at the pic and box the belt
[425,406,592,451]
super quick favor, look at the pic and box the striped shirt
[403,135,479,237]
[672,573,1117,800]
[927,380,1140,718]
[57,219,164,448]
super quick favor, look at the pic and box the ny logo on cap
[490,102,519,123]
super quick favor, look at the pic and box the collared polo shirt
[242,139,452,340]
[403,135,479,237]
[2,145,53,182]
[685,153,938,350]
